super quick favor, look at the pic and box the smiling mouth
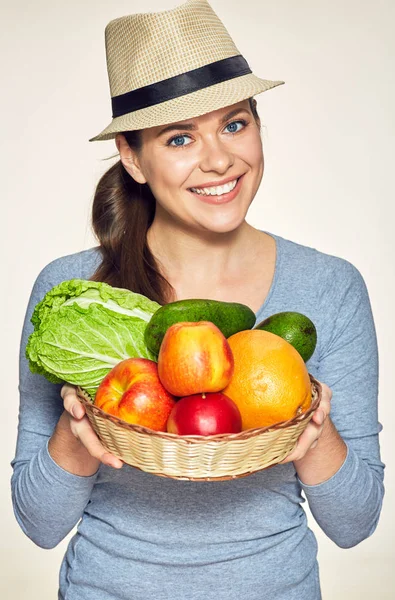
[187,174,245,204]
[188,176,242,197]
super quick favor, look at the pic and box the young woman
[11,1,384,599]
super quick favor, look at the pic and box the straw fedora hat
[90,0,284,142]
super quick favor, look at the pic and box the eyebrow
[156,108,251,137]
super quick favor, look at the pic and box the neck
[146,217,262,288]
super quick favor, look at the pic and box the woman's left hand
[279,381,332,464]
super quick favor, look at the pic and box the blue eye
[168,134,192,147]
[225,120,246,134]
[166,119,248,148]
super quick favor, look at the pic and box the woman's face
[118,99,264,234]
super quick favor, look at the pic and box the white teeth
[190,178,238,196]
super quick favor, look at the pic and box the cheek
[142,157,194,218]
[147,153,194,193]
[244,134,264,187]
[244,131,264,168]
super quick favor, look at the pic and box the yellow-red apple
[94,358,176,431]
[157,321,234,396]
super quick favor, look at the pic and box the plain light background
[1,0,394,598]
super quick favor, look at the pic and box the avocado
[255,311,317,362]
[144,298,256,355]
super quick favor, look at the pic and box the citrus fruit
[255,311,317,362]
[222,330,312,430]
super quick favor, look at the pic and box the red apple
[95,358,177,431]
[166,392,242,436]
[157,321,234,396]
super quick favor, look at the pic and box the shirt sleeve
[297,260,385,548]
[10,258,100,549]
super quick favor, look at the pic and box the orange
[222,329,312,430]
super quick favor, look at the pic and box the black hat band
[111,55,252,118]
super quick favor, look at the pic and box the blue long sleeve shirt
[11,232,385,599]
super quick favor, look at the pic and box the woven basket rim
[76,374,321,443]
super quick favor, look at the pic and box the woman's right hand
[48,384,123,473]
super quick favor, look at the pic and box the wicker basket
[76,375,321,481]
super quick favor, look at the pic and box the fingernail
[311,440,318,449]
[103,455,122,468]
[316,410,324,424]
[105,459,122,469]
[72,405,83,419]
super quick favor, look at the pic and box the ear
[115,134,147,185]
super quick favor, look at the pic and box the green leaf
[26,279,161,398]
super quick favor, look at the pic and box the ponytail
[91,97,261,304]
[91,139,173,303]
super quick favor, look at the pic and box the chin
[196,222,245,237]
[198,208,249,234]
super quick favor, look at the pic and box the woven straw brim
[89,73,284,141]
[77,375,320,481]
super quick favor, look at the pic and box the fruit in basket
[157,321,234,396]
[167,392,242,435]
[144,298,256,355]
[222,330,311,430]
[255,311,317,362]
[94,358,176,431]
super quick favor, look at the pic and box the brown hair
[91,97,261,304]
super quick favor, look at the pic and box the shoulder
[270,231,366,293]
[36,246,101,282]
[266,230,370,326]
[267,232,373,357]
[30,247,102,297]
[21,247,103,355]
[260,232,375,367]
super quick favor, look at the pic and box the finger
[311,394,331,424]
[279,384,332,465]
[61,385,86,419]
[302,422,324,447]
[61,383,77,399]
[312,409,325,425]
[71,417,123,468]
[279,422,323,463]
[319,381,333,402]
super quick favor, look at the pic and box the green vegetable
[254,311,317,362]
[26,279,161,398]
[144,298,256,355]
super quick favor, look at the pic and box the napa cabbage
[26,279,161,398]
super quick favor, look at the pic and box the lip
[188,173,244,190]
[188,174,245,205]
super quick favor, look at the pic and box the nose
[198,135,235,174]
